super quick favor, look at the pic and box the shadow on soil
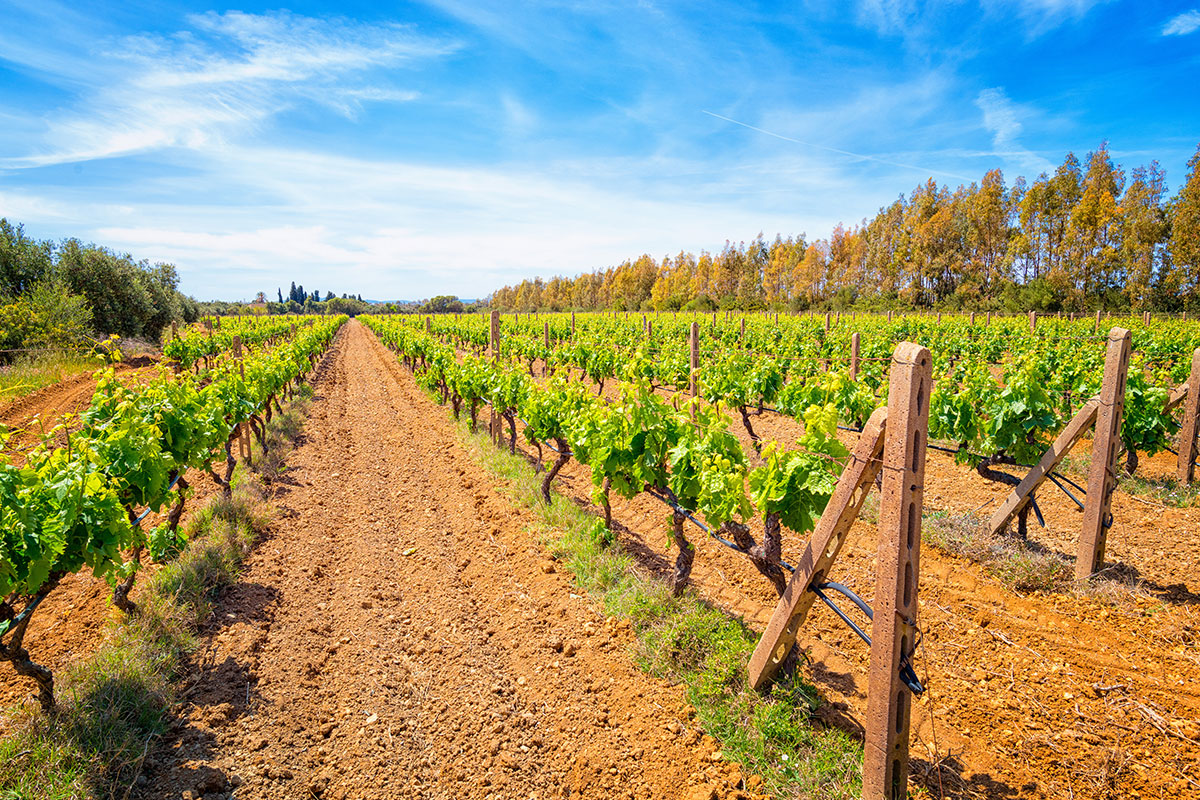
[132,580,279,800]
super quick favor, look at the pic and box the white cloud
[32,141,862,301]
[1163,9,1200,35]
[0,11,453,168]
[974,87,1054,173]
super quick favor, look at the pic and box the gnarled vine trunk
[541,437,571,504]
[670,510,694,596]
[0,575,63,711]
[976,454,1030,539]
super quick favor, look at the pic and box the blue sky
[0,1,1197,301]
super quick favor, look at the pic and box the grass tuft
[923,510,1073,593]
[456,418,862,799]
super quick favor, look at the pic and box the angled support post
[747,406,888,690]
[1077,327,1131,579]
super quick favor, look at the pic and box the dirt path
[136,320,753,800]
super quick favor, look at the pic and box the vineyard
[1,311,1198,799]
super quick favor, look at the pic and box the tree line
[0,219,199,356]
[490,142,1200,313]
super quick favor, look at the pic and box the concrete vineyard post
[689,322,699,418]
[490,310,502,447]
[863,342,932,800]
[1077,327,1131,580]
[1177,349,1200,484]
[887,310,893,322]
[850,332,861,381]
[747,406,887,690]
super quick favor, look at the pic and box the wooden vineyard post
[489,310,502,447]
[646,318,652,340]
[1077,327,1131,579]
[986,311,992,325]
[1144,311,1151,326]
[747,406,888,689]
[1029,310,1037,333]
[1177,349,1200,484]
[969,312,975,325]
[425,316,432,334]
[825,312,831,332]
[864,342,932,800]
[571,312,576,337]
[1094,309,1102,334]
[740,317,745,340]
[544,321,551,377]
[850,332,860,381]
[887,310,893,322]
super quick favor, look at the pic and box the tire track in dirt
[137,320,759,800]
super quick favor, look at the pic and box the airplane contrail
[701,110,970,182]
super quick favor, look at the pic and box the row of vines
[363,310,1196,601]
[0,314,347,710]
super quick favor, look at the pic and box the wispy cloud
[980,0,1111,36]
[1163,9,1200,35]
[975,87,1054,173]
[0,11,454,167]
[700,110,970,181]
